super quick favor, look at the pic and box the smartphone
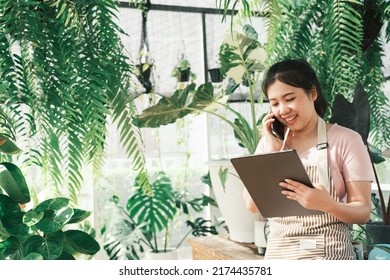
[271,117,285,140]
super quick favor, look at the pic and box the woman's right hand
[261,110,283,152]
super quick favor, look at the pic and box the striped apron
[264,118,355,260]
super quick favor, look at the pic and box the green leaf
[0,162,30,204]
[23,253,44,260]
[220,26,266,83]
[1,211,29,236]
[34,198,74,234]
[22,210,44,227]
[128,171,177,233]
[186,217,218,237]
[135,83,197,128]
[0,194,22,220]
[329,83,370,144]
[68,208,91,223]
[0,236,22,258]
[369,144,386,164]
[189,83,216,110]
[0,135,21,154]
[23,232,65,260]
[57,251,76,260]
[218,167,228,192]
[34,197,70,212]
[64,230,100,255]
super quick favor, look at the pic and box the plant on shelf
[101,171,218,260]
[0,90,100,260]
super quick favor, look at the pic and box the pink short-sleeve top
[256,123,374,202]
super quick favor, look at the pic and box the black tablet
[231,149,323,217]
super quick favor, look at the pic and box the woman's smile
[283,114,298,125]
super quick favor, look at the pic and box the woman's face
[267,80,317,132]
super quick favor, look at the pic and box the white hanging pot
[209,160,260,243]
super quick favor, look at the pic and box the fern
[363,37,390,150]
[0,0,151,204]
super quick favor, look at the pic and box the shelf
[187,235,264,260]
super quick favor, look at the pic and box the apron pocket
[265,234,325,260]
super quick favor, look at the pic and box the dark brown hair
[262,59,327,117]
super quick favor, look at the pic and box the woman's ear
[310,86,318,101]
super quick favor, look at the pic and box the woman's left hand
[279,179,334,212]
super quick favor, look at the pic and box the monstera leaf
[329,83,370,144]
[127,171,177,233]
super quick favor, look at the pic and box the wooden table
[187,235,264,260]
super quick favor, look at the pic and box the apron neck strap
[317,117,329,188]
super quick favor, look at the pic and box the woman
[243,59,373,259]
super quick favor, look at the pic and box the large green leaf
[22,210,44,227]
[0,162,30,204]
[135,83,221,129]
[0,135,21,155]
[329,83,370,144]
[0,236,23,260]
[34,198,74,234]
[1,211,29,236]
[127,171,176,233]
[64,229,100,255]
[135,83,197,128]
[189,83,216,110]
[219,25,266,84]
[67,208,91,224]
[0,194,22,220]
[23,232,65,260]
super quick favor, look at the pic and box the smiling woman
[243,59,374,260]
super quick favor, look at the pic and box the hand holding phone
[271,117,285,140]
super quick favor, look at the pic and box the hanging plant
[0,1,152,202]
[171,55,196,83]
[135,45,155,94]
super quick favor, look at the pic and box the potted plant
[101,171,218,260]
[0,102,100,260]
[135,44,155,94]
[329,83,390,256]
[171,55,196,83]
[208,54,224,83]
[134,25,267,243]
[208,67,224,83]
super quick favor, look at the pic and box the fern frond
[363,37,390,150]
[324,1,363,97]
